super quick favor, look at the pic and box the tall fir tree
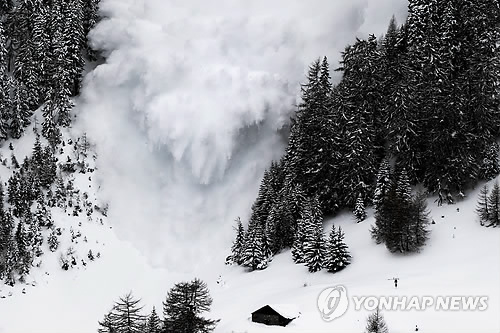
[366,308,389,333]
[241,219,268,271]
[334,35,382,207]
[303,196,325,272]
[230,217,245,265]
[373,157,392,213]
[324,225,351,273]
[476,185,490,226]
[353,194,367,223]
[487,182,500,227]
[146,306,161,333]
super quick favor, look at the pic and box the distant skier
[394,278,398,288]
[415,324,419,331]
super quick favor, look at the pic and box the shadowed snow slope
[76,0,408,268]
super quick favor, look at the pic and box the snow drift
[76,0,408,269]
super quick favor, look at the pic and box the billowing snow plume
[76,0,407,269]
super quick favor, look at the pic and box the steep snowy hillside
[2,0,499,333]
[0,178,498,333]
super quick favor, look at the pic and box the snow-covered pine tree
[324,225,351,273]
[282,57,339,214]
[335,35,381,207]
[47,229,59,252]
[487,182,500,227]
[365,307,389,333]
[353,194,367,223]
[248,169,274,229]
[12,0,46,109]
[479,142,500,181]
[264,205,277,255]
[15,220,32,278]
[10,79,31,139]
[373,157,392,212]
[230,217,245,265]
[241,219,268,270]
[0,21,10,141]
[3,239,18,286]
[291,198,312,264]
[304,226,325,273]
[410,191,430,251]
[291,217,306,264]
[267,195,295,253]
[146,306,161,333]
[476,185,490,226]
[395,167,411,203]
[303,196,325,272]
[60,0,85,96]
[0,204,14,278]
[385,172,412,253]
[40,145,57,187]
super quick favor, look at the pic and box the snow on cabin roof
[257,304,301,319]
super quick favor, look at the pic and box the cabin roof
[252,304,300,319]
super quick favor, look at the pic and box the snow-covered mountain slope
[0,177,498,333]
[1,1,499,332]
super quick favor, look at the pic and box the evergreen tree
[230,217,245,265]
[476,185,490,226]
[365,308,389,333]
[10,79,31,139]
[60,0,85,96]
[146,307,161,333]
[283,58,339,214]
[0,207,14,278]
[353,194,367,223]
[3,238,18,286]
[291,216,307,264]
[241,219,268,271]
[487,182,500,227]
[266,196,295,253]
[304,227,324,273]
[106,292,146,333]
[410,191,431,251]
[0,21,10,141]
[15,220,32,278]
[40,145,57,187]
[47,229,59,252]
[373,158,392,212]
[479,142,500,181]
[324,225,351,273]
[41,98,62,146]
[303,196,324,272]
[334,36,382,207]
[163,278,218,333]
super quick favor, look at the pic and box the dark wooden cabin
[251,305,298,326]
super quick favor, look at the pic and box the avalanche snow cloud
[77,0,407,269]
